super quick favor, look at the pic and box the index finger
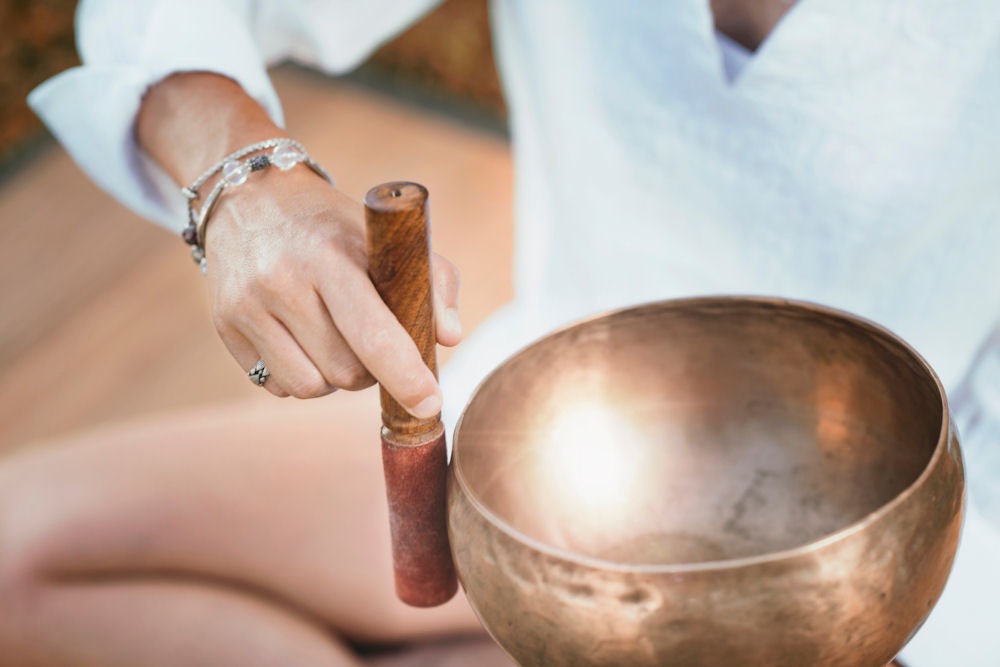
[318,269,441,419]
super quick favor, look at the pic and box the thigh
[0,390,480,644]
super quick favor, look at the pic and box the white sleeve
[27,0,440,231]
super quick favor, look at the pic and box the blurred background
[0,0,514,449]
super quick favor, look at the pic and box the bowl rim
[450,294,953,573]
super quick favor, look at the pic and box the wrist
[137,71,287,187]
[182,138,334,274]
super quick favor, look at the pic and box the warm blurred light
[539,400,644,521]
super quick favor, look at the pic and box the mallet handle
[364,182,457,607]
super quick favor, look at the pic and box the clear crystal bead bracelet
[180,138,333,274]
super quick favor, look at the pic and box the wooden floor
[0,66,513,450]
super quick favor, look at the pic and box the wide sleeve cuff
[27,0,284,231]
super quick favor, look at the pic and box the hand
[204,166,462,416]
[135,73,459,415]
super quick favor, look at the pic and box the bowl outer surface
[448,298,964,666]
[449,425,963,667]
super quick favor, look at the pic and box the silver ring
[248,359,270,386]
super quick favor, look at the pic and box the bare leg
[0,391,489,666]
[4,578,366,667]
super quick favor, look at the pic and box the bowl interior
[453,299,944,566]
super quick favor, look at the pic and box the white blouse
[29,1,1000,664]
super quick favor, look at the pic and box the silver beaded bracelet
[180,138,333,274]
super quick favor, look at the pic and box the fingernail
[445,308,462,337]
[412,393,442,419]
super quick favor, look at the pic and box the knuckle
[212,294,259,334]
[211,292,237,321]
[325,225,366,262]
[285,369,330,399]
[268,386,291,398]
[257,258,298,296]
[330,363,375,391]
[211,308,237,337]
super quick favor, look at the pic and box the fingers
[230,263,451,414]
[220,313,336,399]
[218,286,384,400]
[318,266,442,420]
[213,324,289,398]
[431,253,462,347]
[218,308,371,399]
[220,266,451,413]
[203,178,455,416]
[270,288,376,392]
[245,316,341,399]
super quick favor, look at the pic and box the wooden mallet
[364,181,458,607]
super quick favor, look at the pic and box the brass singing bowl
[448,297,964,667]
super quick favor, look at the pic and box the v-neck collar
[717,30,752,83]
[695,0,810,90]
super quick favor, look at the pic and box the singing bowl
[448,297,964,667]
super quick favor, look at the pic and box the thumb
[431,252,462,347]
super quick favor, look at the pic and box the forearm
[136,71,288,188]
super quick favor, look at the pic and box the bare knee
[0,456,54,652]
[0,444,102,614]
[0,438,124,585]
[0,451,72,574]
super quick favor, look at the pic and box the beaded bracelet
[180,138,333,274]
